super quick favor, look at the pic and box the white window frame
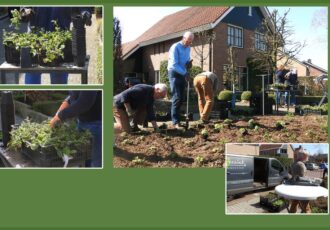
[227,24,243,48]
[255,32,266,51]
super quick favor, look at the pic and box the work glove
[81,11,92,26]
[50,115,61,128]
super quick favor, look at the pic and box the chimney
[307,59,312,63]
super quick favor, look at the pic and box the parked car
[226,154,289,196]
[319,163,328,170]
[305,163,319,170]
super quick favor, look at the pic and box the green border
[0,0,329,229]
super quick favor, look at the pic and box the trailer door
[227,155,254,195]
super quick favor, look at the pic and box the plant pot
[74,55,86,67]
[21,142,92,167]
[20,47,32,68]
[250,93,273,115]
[72,15,86,29]
[38,50,61,67]
[62,39,73,63]
[212,100,229,119]
[4,43,20,65]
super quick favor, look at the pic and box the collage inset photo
[113,6,327,168]
[226,143,328,214]
[0,90,102,168]
[0,6,103,85]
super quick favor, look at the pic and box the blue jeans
[25,73,68,84]
[169,70,186,125]
[285,91,296,105]
[78,120,102,168]
[275,92,282,104]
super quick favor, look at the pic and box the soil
[113,115,328,168]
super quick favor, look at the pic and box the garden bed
[114,115,328,168]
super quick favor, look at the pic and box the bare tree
[223,46,238,90]
[192,30,215,70]
[113,17,122,91]
[251,9,306,80]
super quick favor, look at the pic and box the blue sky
[114,6,328,70]
[292,144,329,155]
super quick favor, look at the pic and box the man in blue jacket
[50,90,102,167]
[167,31,194,128]
[21,7,92,84]
[113,83,167,133]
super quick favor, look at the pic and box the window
[248,7,252,16]
[255,32,266,51]
[271,159,283,172]
[227,25,243,48]
[154,70,160,83]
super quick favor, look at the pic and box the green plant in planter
[2,31,20,47]
[8,119,92,158]
[10,9,22,30]
[38,20,72,64]
[241,91,252,101]
[217,90,233,101]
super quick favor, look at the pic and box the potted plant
[213,90,233,119]
[3,31,20,65]
[8,119,92,167]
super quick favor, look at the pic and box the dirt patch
[113,115,328,168]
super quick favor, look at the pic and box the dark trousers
[168,70,185,125]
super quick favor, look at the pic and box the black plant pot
[20,47,32,68]
[74,55,86,67]
[213,100,229,119]
[62,39,73,63]
[4,43,20,65]
[38,50,61,67]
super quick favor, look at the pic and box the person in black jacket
[113,83,167,133]
[50,90,102,167]
[284,68,298,106]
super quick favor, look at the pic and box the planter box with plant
[8,119,92,167]
[3,10,73,67]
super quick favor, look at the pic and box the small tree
[223,46,238,90]
[192,30,216,70]
[251,9,305,80]
[113,17,122,91]
[159,60,170,96]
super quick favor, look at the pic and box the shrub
[217,90,233,101]
[160,60,170,96]
[241,91,252,101]
[188,65,203,78]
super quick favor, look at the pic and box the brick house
[277,56,327,77]
[121,6,271,90]
[226,143,294,159]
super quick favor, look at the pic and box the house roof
[302,61,328,74]
[259,144,283,151]
[122,7,231,59]
[122,6,270,60]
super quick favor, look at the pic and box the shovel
[185,81,190,130]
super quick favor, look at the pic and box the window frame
[227,24,244,48]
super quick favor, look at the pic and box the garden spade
[185,81,190,130]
